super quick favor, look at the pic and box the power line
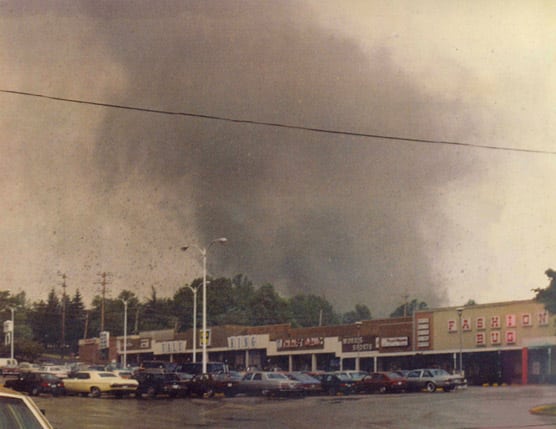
[1,88,554,155]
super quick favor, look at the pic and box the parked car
[0,386,55,429]
[4,372,65,396]
[138,361,175,372]
[185,372,240,398]
[64,371,138,398]
[134,370,188,398]
[86,365,106,371]
[237,371,304,397]
[212,371,243,397]
[356,371,408,394]
[406,368,466,392]
[112,369,134,379]
[315,373,355,396]
[18,362,40,374]
[285,372,323,395]
[173,361,229,376]
[334,370,368,382]
[39,365,69,379]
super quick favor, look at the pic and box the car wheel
[425,382,436,393]
[328,387,337,396]
[90,387,101,398]
[378,386,387,394]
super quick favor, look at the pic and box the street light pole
[122,300,128,368]
[10,307,14,361]
[457,307,464,375]
[181,237,227,374]
[355,321,362,371]
[185,284,199,363]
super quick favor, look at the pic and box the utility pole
[96,272,111,333]
[83,311,89,339]
[58,272,67,359]
[134,306,139,334]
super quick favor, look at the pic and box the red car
[356,371,408,394]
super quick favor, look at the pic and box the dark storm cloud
[5,1,485,314]
[84,0,484,314]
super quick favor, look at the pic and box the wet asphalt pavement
[27,385,556,429]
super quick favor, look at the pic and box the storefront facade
[80,299,556,384]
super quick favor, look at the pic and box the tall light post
[355,321,362,371]
[185,284,199,363]
[9,307,14,361]
[122,300,128,368]
[456,307,464,375]
[181,237,228,374]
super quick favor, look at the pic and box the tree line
[0,273,431,361]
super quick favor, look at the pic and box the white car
[18,362,41,373]
[39,365,69,379]
[0,386,54,428]
[64,371,138,397]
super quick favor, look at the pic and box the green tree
[390,299,428,318]
[249,284,290,326]
[533,268,556,313]
[66,289,86,353]
[173,279,201,331]
[342,304,372,324]
[29,289,61,347]
[0,290,43,360]
[140,286,175,331]
[289,294,339,327]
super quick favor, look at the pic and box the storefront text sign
[227,334,269,350]
[342,335,374,353]
[276,337,324,351]
[380,336,409,348]
[153,340,187,355]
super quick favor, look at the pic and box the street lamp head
[456,307,464,316]
[213,237,228,245]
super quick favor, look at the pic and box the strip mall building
[79,299,556,385]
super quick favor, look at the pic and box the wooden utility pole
[58,272,67,359]
[83,310,89,339]
[96,272,111,333]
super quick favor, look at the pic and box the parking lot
[31,385,556,429]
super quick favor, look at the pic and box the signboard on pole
[199,329,211,347]
[99,331,110,349]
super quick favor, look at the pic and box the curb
[529,405,556,416]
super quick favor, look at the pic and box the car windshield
[337,374,352,381]
[0,396,47,429]
[290,373,318,382]
[42,374,58,381]
[431,369,449,376]
[267,373,288,380]
[98,373,117,378]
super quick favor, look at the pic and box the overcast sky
[1,1,555,317]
